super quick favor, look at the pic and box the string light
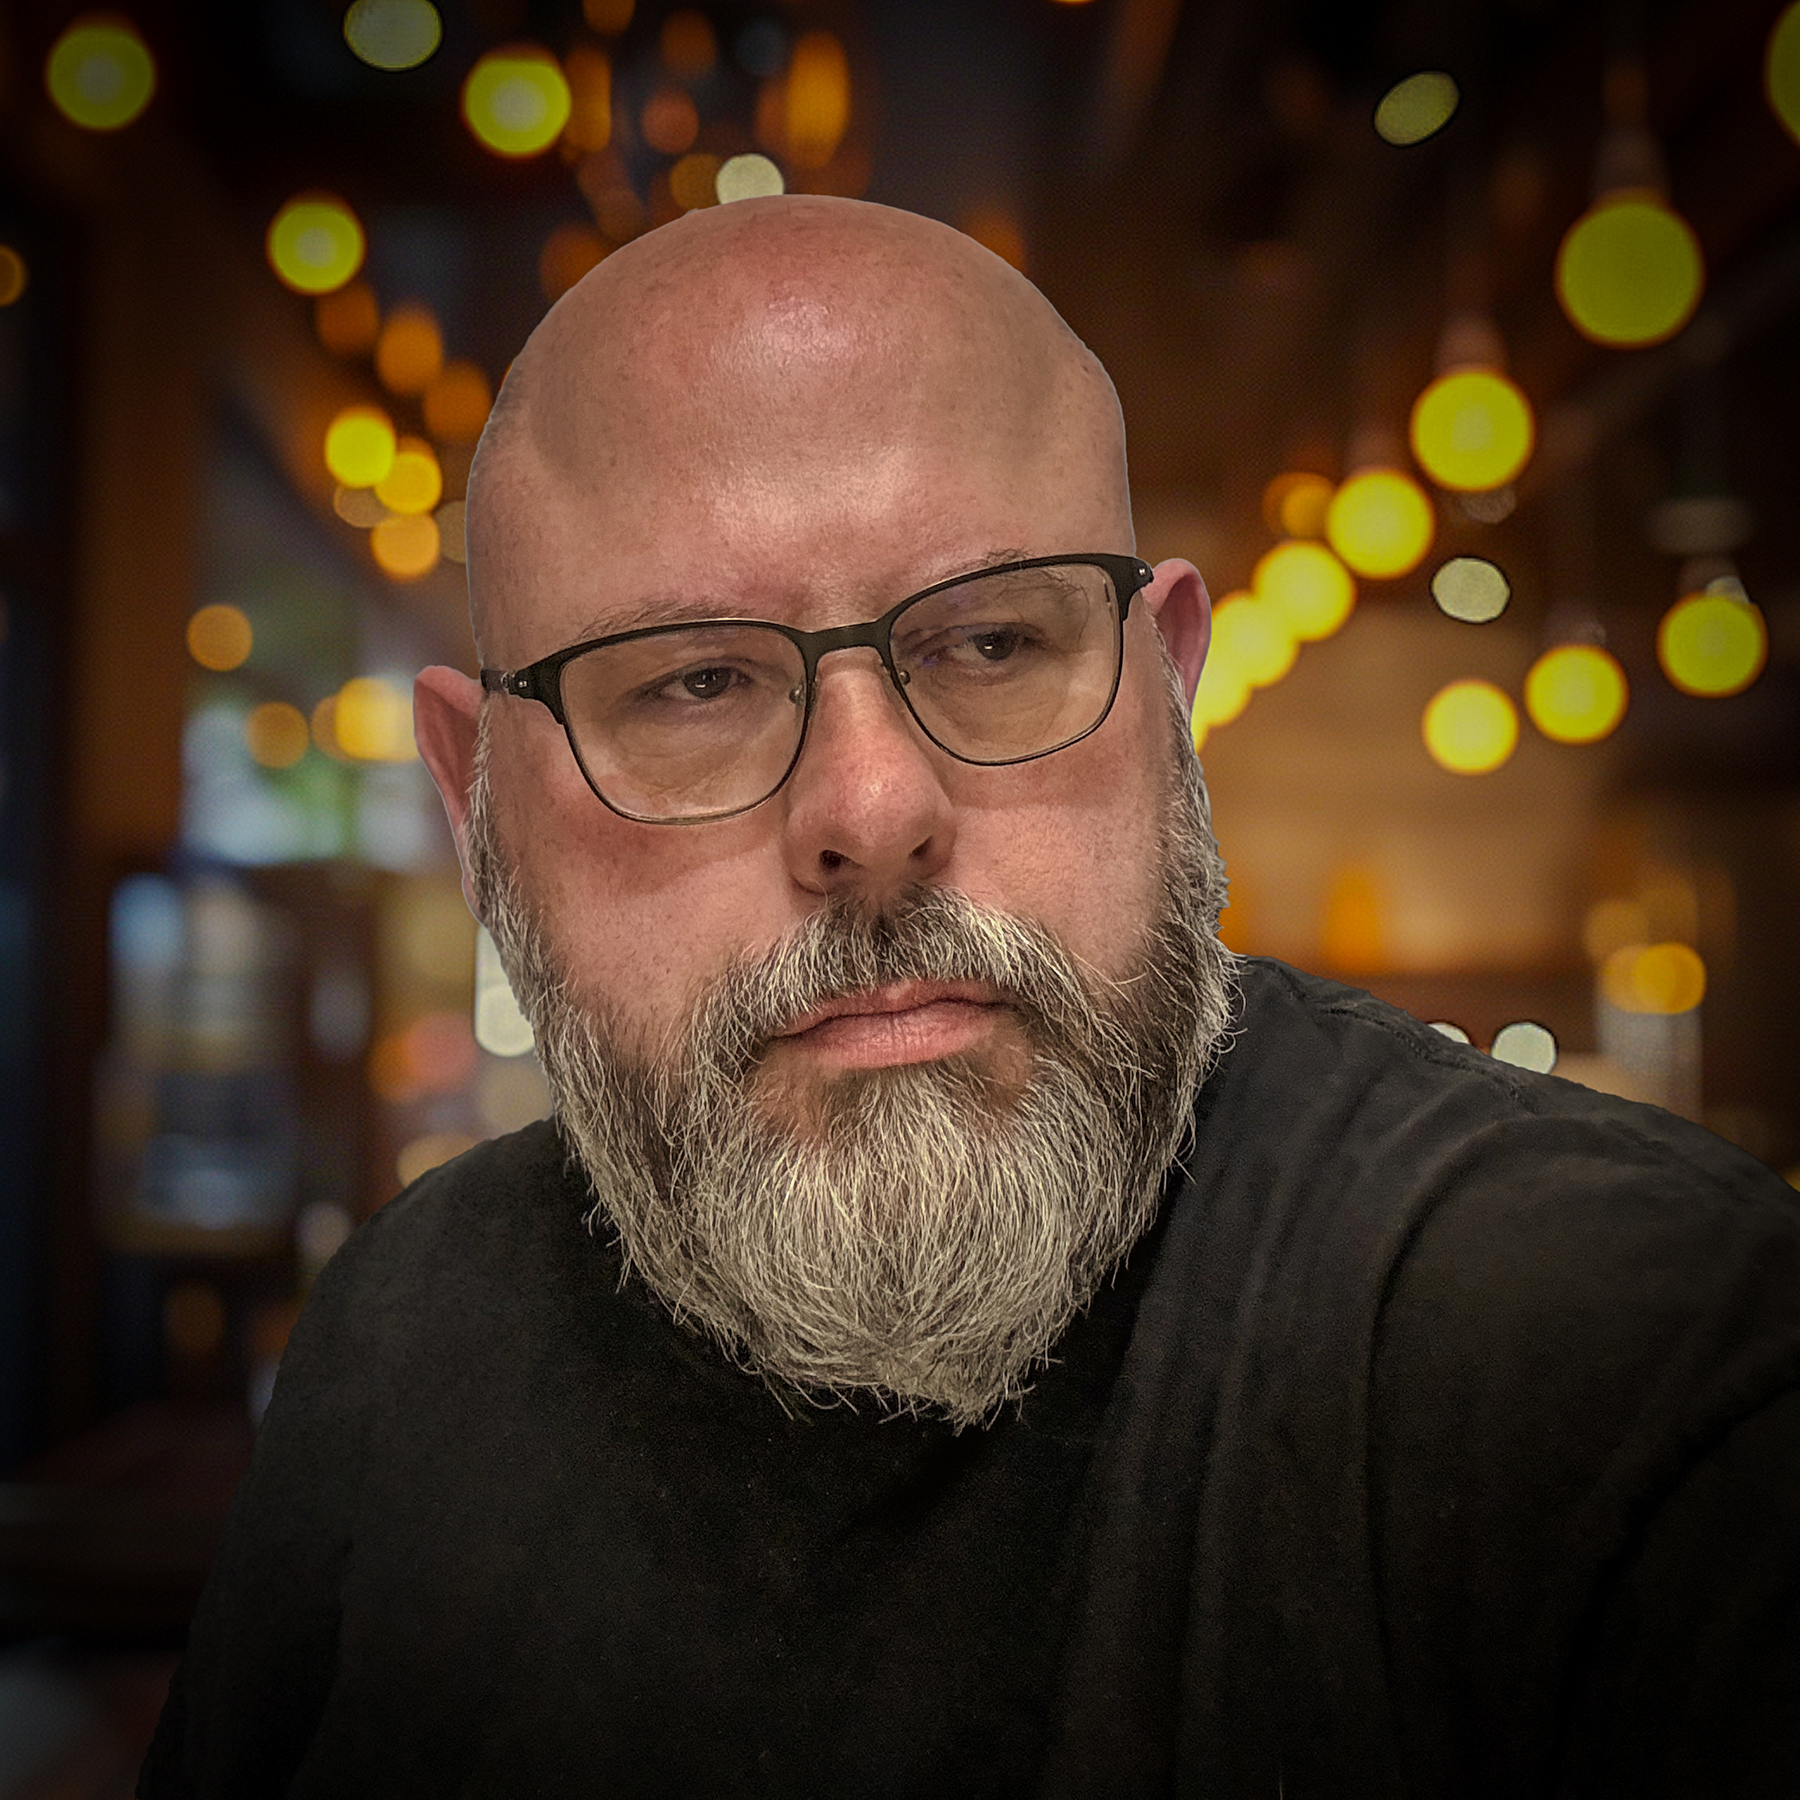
[370,514,441,581]
[1210,593,1297,688]
[0,248,27,307]
[1422,679,1518,774]
[1601,942,1706,1014]
[1431,557,1510,623]
[1524,644,1628,743]
[46,16,156,131]
[1326,469,1434,579]
[374,303,444,395]
[1556,195,1704,348]
[342,0,441,71]
[1261,472,1333,540]
[1410,369,1535,492]
[324,405,397,488]
[374,438,442,516]
[1373,71,1459,146]
[267,196,366,296]
[463,48,572,158]
[1771,3,1800,145]
[784,30,851,168]
[187,605,253,672]
[717,154,785,203]
[1253,541,1356,642]
[1657,586,1768,697]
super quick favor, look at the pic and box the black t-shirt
[140,959,1800,1797]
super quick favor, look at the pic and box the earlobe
[1145,560,1212,715]
[413,666,487,922]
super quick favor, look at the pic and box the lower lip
[783,1000,1003,1068]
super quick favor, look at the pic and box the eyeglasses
[479,552,1155,825]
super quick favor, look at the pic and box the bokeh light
[1192,649,1251,733]
[1431,556,1511,623]
[670,153,724,212]
[436,500,467,564]
[46,17,156,131]
[785,30,851,168]
[343,0,441,71]
[370,513,441,581]
[396,1132,479,1189]
[961,207,1028,272]
[314,281,379,356]
[564,46,613,152]
[661,10,718,76]
[1657,589,1768,697]
[1524,644,1628,744]
[374,302,444,395]
[1261,471,1333,539]
[370,1013,477,1102]
[1326,468,1434,578]
[583,0,634,31]
[1428,1021,1472,1044]
[186,604,253,672]
[1490,1020,1558,1073]
[717,153,785,203]
[374,437,442,515]
[245,701,310,770]
[463,48,573,158]
[539,223,608,302]
[1771,3,1800,145]
[324,405,397,488]
[333,485,390,528]
[0,248,28,307]
[1555,196,1705,348]
[1601,941,1706,1014]
[641,85,700,155]
[1422,679,1519,774]
[1210,592,1297,688]
[422,360,493,442]
[1373,71,1459,146]
[1253,540,1356,642]
[335,677,419,760]
[266,195,366,296]
[1409,368,1535,492]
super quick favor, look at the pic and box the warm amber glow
[314,281,379,356]
[716,153,785,203]
[661,10,717,75]
[1210,593,1297,688]
[1252,541,1356,642]
[370,513,440,581]
[538,223,608,302]
[374,437,442,516]
[1422,679,1518,774]
[423,360,493,442]
[333,485,390,528]
[187,604,253,672]
[436,500,467,564]
[311,695,347,760]
[1524,644,1628,744]
[267,195,365,295]
[583,0,634,30]
[1556,196,1704,348]
[961,206,1027,272]
[1657,589,1768,697]
[1584,897,1652,965]
[1261,471,1333,539]
[397,1132,480,1188]
[1771,3,1800,145]
[563,45,612,151]
[463,47,572,157]
[1601,942,1706,1015]
[1326,468,1434,579]
[785,30,851,168]
[46,17,155,130]
[0,247,27,307]
[1410,369,1535,492]
[1320,864,1387,974]
[670,154,723,212]
[1431,556,1510,623]
[343,0,441,70]
[324,405,397,488]
[641,84,700,154]
[374,302,444,395]
[371,1014,477,1104]
[335,676,419,759]
[245,701,310,770]
[1373,71,1458,145]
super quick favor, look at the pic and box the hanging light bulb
[1524,643,1629,743]
[1326,468,1434,579]
[1410,314,1535,493]
[1657,576,1768,698]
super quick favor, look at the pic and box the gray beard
[466,647,1239,1429]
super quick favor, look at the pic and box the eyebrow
[571,546,1036,642]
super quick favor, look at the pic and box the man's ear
[414,665,487,924]
[1145,559,1211,715]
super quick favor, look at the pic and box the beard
[465,640,1239,1430]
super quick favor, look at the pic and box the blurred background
[0,0,1796,1788]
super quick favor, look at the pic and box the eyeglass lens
[556,561,1122,822]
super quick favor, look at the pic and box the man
[142,197,1800,1797]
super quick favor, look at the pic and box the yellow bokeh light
[1410,368,1535,492]
[1601,941,1706,1015]
[1253,540,1356,642]
[1192,647,1251,731]
[538,223,608,302]
[46,17,156,131]
[374,302,444,395]
[670,153,724,212]
[343,0,441,70]
[1771,3,1800,145]
[335,677,420,760]
[245,701,310,770]
[1524,644,1628,744]
[1326,468,1434,579]
[1657,589,1768,697]
[1261,471,1333,539]
[370,512,441,581]
[423,360,493,442]
[186,604,253,672]
[786,30,851,169]
[462,48,572,158]
[0,247,28,307]
[661,10,718,76]
[641,85,699,154]
[314,281,379,356]
[716,153,785,204]
[1210,593,1297,688]
[564,45,612,152]
[267,196,366,296]
[1431,556,1510,623]
[1373,71,1459,146]
[1422,679,1518,774]
[374,437,442,516]
[1555,195,1704,349]
[324,405,397,488]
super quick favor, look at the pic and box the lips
[776,980,1003,1039]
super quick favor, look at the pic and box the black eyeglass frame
[479,552,1157,826]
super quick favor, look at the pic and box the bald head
[466,197,1132,662]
